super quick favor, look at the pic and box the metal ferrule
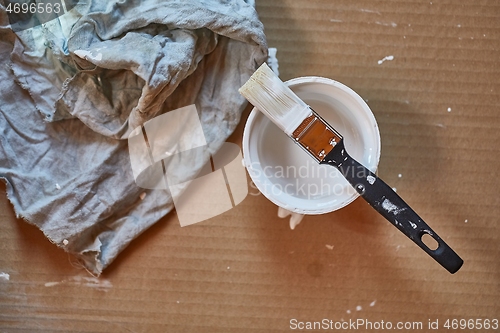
[291,109,343,162]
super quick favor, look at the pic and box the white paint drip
[325,244,334,250]
[55,183,61,190]
[74,49,103,62]
[377,55,394,65]
[356,305,362,311]
[45,276,112,291]
[0,272,10,281]
[382,199,405,215]
[267,48,280,76]
[367,175,376,185]
[370,300,377,307]
[278,207,304,230]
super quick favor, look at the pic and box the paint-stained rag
[0,0,267,275]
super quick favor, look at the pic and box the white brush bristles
[239,63,312,136]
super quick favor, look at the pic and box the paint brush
[239,63,463,274]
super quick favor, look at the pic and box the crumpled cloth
[0,0,267,275]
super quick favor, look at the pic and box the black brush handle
[321,140,463,274]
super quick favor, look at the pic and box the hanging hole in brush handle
[321,140,464,274]
[421,232,439,251]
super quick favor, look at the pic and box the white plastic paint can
[242,76,381,215]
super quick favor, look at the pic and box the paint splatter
[382,199,405,215]
[370,300,377,307]
[45,276,112,291]
[62,239,69,246]
[367,175,376,185]
[55,183,61,190]
[356,305,362,311]
[398,173,402,178]
[0,272,10,281]
[375,21,397,27]
[347,310,351,314]
[465,219,468,223]
[377,55,394,65]
[360,9,381,15]
[326,244,334,250]
[447,107,452,112]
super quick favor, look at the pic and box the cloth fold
[0,0,267,275]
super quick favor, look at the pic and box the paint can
[242,76,381,216]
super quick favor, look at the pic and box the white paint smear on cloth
[74,49,103,61]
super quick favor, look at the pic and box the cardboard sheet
[1,0,499,331]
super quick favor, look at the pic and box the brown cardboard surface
[1,1,499,332]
